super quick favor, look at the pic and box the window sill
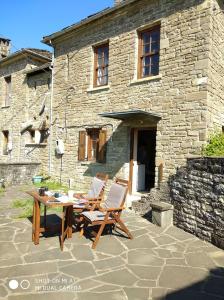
[87,85,110,93]
[25,143,47,147]
[1,106,10,109]
[129,74,162,86]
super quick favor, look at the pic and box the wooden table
[27,191,74,251]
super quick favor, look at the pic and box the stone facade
[0,0,224,200]
[42,0,224,196]
[169,157,224,249]
[0,50,51,178]
[0,162,40,185]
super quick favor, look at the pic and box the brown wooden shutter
[97,130,107,163]
[78,131,86,161]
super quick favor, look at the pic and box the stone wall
[0,162,40,185]
[0,57,51,175]
[50,0,213,191]
[169,157,224,249]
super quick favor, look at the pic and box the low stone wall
[0,162,41,185]
[169,157,224,249]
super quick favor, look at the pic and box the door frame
[129,127,157,194]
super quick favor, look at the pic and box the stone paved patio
[0,186,224,300]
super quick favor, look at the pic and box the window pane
[151,30,160,43]
[104,66,108,76]
[102,75,108,85]
[142,32,150,44]
[143,66,150,77]
[97,68,103,78]
[143,44,150,54]
[98,56,102,66]
[97,48,103,58]
[151,54,159,75]
[104,49,109,65]
[143,56,150,66]
[151,41,159,53]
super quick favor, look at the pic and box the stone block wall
[0,162,40,185]
[51,0,213,190]
[0,57,51,175]
[169,157,224,249]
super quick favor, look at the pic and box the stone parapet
[169,157,224,249]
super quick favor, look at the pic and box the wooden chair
[80,178,133,249]
[73,172,108,212]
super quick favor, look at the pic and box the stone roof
[25,48,52,60]
[0,48,52,65]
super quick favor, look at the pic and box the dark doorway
[137,129,156,191]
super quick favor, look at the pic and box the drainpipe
[48,40,54,176]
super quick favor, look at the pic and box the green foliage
[12,199,35,218]
[12,198,63,219]
[33,180,68,192]
[0,188,5,195]
[202,132,224,157]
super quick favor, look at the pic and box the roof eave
[42,0,138,46]
[0,49,51,66]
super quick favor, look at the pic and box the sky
[0,0,114,53]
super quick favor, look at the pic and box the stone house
[0,36,52,182]
[41,0,224,206]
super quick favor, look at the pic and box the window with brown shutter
[98,130,107,163]
[93,43,109,87]
[78,129,107,163]
[138,26,160,78]
[78,131,86,161]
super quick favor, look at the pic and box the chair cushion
[82,210,112,222]
[104,183,127,209]
[87,177,105,198]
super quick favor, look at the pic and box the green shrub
[202,132,224,157]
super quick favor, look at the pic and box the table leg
[34,199,41,245]
[60,207,66,251]
[44,206,47,229]
[32,200,36,242]
[67,206,73,239]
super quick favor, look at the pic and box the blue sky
[0,0,114,53]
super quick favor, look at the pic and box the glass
[143,56,150,66]
[151,54,159,75]
[142,32,150,44]
[143,66,150,77]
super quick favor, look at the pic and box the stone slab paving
[0,186,224,300]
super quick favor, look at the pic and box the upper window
[93,43,109,87]
[138,26,160,78]
[78,129,107,163]
[3,76,11,107]
[2,130,9,155]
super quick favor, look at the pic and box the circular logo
[20,279,30,290]
[9,280,19,290]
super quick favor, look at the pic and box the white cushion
[82,210,111,222]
